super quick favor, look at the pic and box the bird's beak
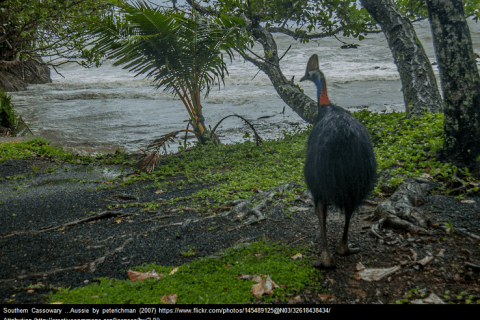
[300,74,308,82]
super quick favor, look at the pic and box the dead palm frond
[136,151,162,173]
[136,129,200,173]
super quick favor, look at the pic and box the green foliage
[396,0,428,20]
[0,137,76,162]
[459,0,480,20]
[0,89,18,132]
[45,240,323,304]
[196,0,479,44]
[0,0,113,66]
[356,110,445,191]
[396,0,478,21]
[212,0,377,39]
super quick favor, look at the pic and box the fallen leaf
[251,275,279,298]
[127,269,163,282]
[155,190,164,194]
[160,294,177,304]
[291,253,303,260]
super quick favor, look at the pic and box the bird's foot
[336,242,360,255]
[311,250,334,268]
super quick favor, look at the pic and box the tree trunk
[193,112,220,145]
[360,0,443,117]
[425,0,480,168]
[247,23,318,124]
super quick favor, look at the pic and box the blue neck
[314,78,323,104]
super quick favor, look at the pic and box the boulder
[0,57,51,92]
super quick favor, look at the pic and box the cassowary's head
[299,54,326,83]
[300,54,331,106]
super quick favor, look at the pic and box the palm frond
[88,0,250,100]
[136,151,162,173]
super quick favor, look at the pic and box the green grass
[45,240,323,304]
[0,137,135,166]
[0,137,76,162]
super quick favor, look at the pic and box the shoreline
[2,100,403,156]
[0,135,130,156]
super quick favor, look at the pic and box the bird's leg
[312,203,334,267]
[336,209,360,255]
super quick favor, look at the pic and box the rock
[0,57,51,92]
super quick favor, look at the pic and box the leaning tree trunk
[425,0,480,169]
[360,0,443,118]
[246,23,318,124]
[187,0,317,124]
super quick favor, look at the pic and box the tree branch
[266,26,344,39]
[246,47,278,67]
[186,0,219,15]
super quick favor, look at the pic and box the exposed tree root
[0,238,133,284]
[367,177,480,241]
[224,183,302,230]
[228,200,269,231]
[99,194,139,202]
[144,185,301,233]
[210,114,263,146]
[450,170,468,194]
[431,223,480,241]
[33,211,125,234]
[368,178,437,238]
[148,213,221,232]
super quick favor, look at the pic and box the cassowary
[300,54,377,267]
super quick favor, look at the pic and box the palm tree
[88,0,250,145]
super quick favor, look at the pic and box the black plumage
[300,54,377,267]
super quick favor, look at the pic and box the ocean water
[8,19,480,154]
